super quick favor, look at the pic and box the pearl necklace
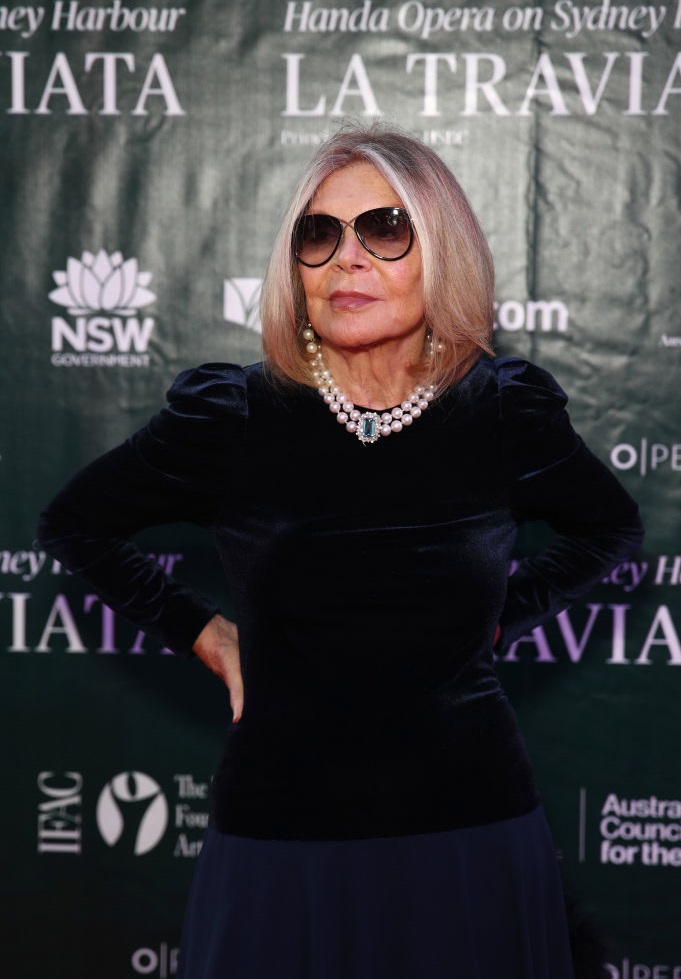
[304,329,435,444]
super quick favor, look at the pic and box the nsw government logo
[49,249,156,367]
[96,771,169,856]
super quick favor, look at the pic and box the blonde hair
[260,123,494,390]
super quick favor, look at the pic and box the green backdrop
[2,1,680,975]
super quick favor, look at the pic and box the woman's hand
[192,614,244,722]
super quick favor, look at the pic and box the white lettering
[556,604,601,663]
[329,53,380,116]
[655,556,681,586]
[624,51,647,115]
[0,4,45,38]
[602,561,648,592]
[494,299,569,332]
[35,51,87,115]
[131,53,184,116]
[405,53,456,116]
[551,0,666,39]
[605,603,630,664]
[653,53,681,114]
[51,1,186,33]
[0,549,46,582]
[565,51,619,115]
[636,605,681,664]
[281,53,326,116]
[52,316,154,354]
[518,52,569,115]
[84,52,134,114]
[37,771,82,854]
[0,592,30,651]
[3,50,183,115]
[502,5,543,31]
[35,594,87,652]
[461,53,510,116]
[397,1,494,40]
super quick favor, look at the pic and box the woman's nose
[333,226,370,268]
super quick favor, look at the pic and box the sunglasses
[293,207,414,267]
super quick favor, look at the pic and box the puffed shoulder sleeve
[36,364,248,656]
[496,358,644,651]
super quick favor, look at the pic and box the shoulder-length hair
[260,123,494,391]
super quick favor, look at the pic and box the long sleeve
[495,358,644,650]
[36,364,248,656]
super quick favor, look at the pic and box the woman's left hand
[192,614,244,722]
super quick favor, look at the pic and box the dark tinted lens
[294,214,342,266]
[355,208,412,259]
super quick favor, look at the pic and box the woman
[38,124,643,978]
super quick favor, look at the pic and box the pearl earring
[426,328,444,358]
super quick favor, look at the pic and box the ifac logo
[49,249,156,367]
[223,277,262,332]
[96,771,169,856]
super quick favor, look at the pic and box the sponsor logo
[131,943,179,977]
[220,282,567,336]
[49,249,156,367]
[37,770,208,858]
[223,277,262,332]
[421,128,468,147]
[579,788,681,868]
[96,771,169,856]
[610,439,681,477]
[37,771,83,853]
[494,299,568,333]
[659,334,681,348]
[49,249,156,314]
[606,959,681,979]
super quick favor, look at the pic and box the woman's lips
[329,292,377,310]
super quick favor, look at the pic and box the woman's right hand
[192,614,244,722]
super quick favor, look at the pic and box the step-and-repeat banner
[2,2,680,975]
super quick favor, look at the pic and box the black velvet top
[37,357,643,841]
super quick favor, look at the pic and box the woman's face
[298,162,425,355]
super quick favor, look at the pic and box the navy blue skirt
[178,806,574,979]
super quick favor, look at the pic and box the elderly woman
[38,125,643,979]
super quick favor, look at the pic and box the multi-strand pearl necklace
[303,328,435,444]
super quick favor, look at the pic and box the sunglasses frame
[293,206,414,268]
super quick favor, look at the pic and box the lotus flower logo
[49,250,156,316]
